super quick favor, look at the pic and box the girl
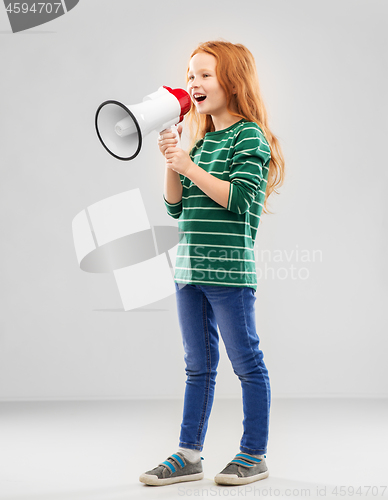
[139,40,285,487]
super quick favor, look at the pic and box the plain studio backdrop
[1,1,387,403]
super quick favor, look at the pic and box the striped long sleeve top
[164,119,271,290]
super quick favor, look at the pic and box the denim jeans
[175,283,271,455]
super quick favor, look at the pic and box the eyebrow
[188,68,214,74]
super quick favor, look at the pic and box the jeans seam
[240,445,267,455]
[240,289,270,451]
[196,293,211,446]
[179,440,202,450]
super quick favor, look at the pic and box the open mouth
[193,93,207,102]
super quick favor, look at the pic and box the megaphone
[95,86,191,161]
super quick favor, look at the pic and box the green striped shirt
[164,119,271,290]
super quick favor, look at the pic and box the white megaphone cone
[95,86,191,161]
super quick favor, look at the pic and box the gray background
[0,0,387,401]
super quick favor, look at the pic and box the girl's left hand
[165,146,195,177]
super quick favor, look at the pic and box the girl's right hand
[157,125,182,157]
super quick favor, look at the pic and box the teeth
[193,93,207,102]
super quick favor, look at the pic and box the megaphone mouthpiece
[162,86,191,120]
[115,118,137,137]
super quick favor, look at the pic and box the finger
[163,138,179,146]
[159,131,176,141]
[165,149,173,158]
[163,138,178,147]
[158,137,178,147]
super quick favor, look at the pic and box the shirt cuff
[163,195,182,219]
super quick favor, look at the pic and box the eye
[188,75,194,81]
[203,74,210,78]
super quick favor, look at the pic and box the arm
[159,128,183,219]
[164,146,230,208]
[158,129,183,204]
[180,162,230,209]
[164,166,183,205]
[164,126,271,213]
[226,128,271,214]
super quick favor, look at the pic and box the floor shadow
[0,31,56,34]
[93,308,169,313]
[0,484,137,500]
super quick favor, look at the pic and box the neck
[212,112,241,132]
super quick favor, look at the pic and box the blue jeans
[175,283,271,455]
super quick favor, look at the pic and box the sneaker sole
[139,472,204,486]
[214,470,269,485]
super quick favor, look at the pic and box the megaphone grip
[160,125,180,148]
[171,124,181,148]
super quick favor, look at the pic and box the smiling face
[187,52,230,121]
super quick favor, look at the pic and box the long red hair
[185,40,285,213]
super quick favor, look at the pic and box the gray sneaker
[139,452,204,486]
[214,453,269,485]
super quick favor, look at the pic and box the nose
[188,77,199,90]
